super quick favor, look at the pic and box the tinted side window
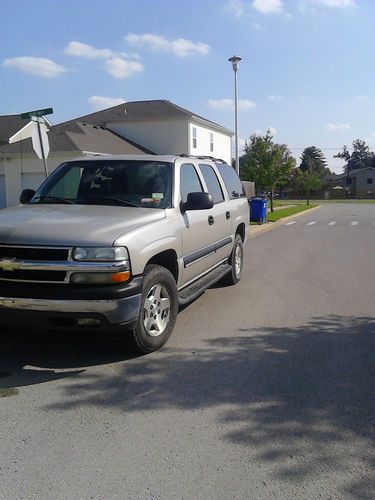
[216,163,246,200]
[199,164,224,204]
[180,163,203,202]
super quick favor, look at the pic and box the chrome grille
[0,245,69,261]
[0,245,70,284]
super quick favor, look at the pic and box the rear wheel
[130,264,178,353]
[222,234,244,286]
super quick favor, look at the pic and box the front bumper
[0,294,141,325]
[0,277,143,330]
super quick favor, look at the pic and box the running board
[178,262,231,305]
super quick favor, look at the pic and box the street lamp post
[228,55,242,175]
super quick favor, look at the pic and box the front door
[178,163,220,286]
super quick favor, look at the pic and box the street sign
[31,122,50,160]
[20,107,53,120]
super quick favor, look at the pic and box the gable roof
[334,167,375,181]
[0,116,153,156]
[61,99,233,135]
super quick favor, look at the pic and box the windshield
[31,160,173,209]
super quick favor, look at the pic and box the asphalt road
[1,203,375,499]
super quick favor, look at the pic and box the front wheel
[130,264,178,354]
[223,234,244,286]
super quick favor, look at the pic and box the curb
[248,205,321,238]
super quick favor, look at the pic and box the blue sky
[1,0,374,172]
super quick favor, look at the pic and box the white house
[75,100,233,163]
[0,100,233,208]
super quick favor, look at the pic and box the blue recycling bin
[249,197,268,224]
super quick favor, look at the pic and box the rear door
[198,163,233,263]
[215,162,248,242]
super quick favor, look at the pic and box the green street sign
[20,107,53,120]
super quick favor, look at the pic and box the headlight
[72,247,128,262]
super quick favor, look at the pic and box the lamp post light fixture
[228,55,242,175]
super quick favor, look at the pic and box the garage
[21,173,46,191]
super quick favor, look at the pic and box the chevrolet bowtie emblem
[0,258,21,271]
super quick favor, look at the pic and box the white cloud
[88,96,126,111]
[355,95,368,100]
[268,95,284,101]
[207,98,256,110]
[311,0,355,7]
[125,33,210,58]
[251,0,283,14]
[104,58,143,79]
[3,56,67,78]
[227,0,245,17]
[252,127,277,136]
[325,123,351,131]
[64,41,138,60]
[64,41,115,59]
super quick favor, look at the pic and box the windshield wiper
[34,196,77,205]
[79,196,140,207]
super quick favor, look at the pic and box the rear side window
[180,163,203,202]
[216,163,246,200]
[199,164,224,204]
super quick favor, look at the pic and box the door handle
[208,215,215,225]
[226,211,231,220]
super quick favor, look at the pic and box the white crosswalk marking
[351,221,359,226]
[328,221,336,225]
[306,221,317,225]
[285,221,296,225]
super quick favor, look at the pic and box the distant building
[0,100,233,208]
[330,167,375,198]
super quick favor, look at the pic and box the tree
[295,167,323,205]
[334,139,375,174]
[297,147,330,202]
[241,130,296,211]
[300,146,330,176]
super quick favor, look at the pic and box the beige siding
[108,119,189,156]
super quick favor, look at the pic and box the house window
[192,127,197,149]
[346,178,352,185]
[210,133,214,152]
[367,178,373,184]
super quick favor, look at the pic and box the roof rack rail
[179,154,227,164]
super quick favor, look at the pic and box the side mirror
[20,189,35,204]
[181,192,214,213]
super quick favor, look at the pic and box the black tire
[130,264,178,354]
[222,234,244,286]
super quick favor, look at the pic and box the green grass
[275,199,375,205]
[266,203,318,222]
[272,199,307,207]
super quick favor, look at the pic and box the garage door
[0,175,6,209]
[21,173,46,191]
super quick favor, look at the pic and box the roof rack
[179,154,227,164]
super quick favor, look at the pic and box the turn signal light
[111,271,131,283]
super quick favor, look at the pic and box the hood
[0,204,166,247]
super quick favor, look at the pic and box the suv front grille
[0,245,70,284]
[0,246,69,261]
[0,270,67,282]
